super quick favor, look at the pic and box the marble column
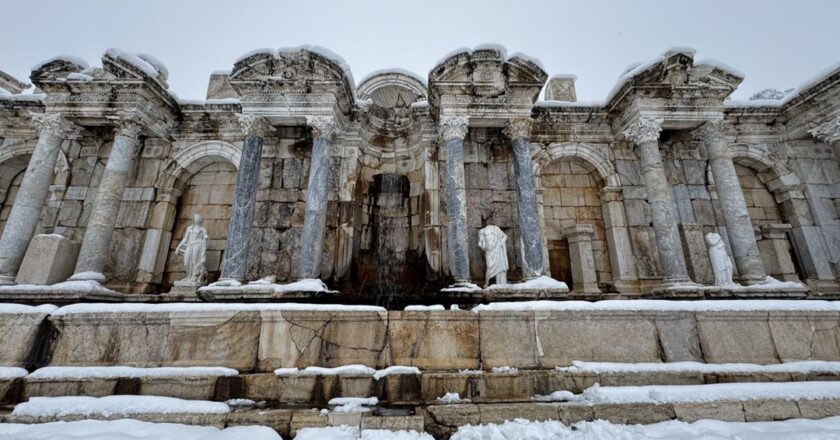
[219,114,271,281]
[72,119,143,280]
[0,113,78,284]
[298,116,336,279]
[440,116,470,283]
[697,120,767,284]
[504,118,545,279]
[599,186,638,289]
[623,117,691,284]
[563,224,601,295]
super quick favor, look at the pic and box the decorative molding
[29,113,78,138]
[305,116,337,139]
[438,116,469,140]
[113,119,143,140]
[503,118,533,140]
[809,115,840,144]
[693,120,725,143]
[236,114,275,137]
[623,117,663,145]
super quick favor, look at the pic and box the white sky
[2,0,838,101]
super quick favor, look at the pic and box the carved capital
[503,118,533,140]
[236,114,275,137]
[439,116,469,141]
[29,113,78,138]
[306,116,337,139]
[693,120,726,143]
[623,117,663,145]
[809,115,840,144]
[113,119,143,140]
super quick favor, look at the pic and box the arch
[156,140,240,194]
[535,142,621,188]
[0,138,34,200]
[729,144,802,193]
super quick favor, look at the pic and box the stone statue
[478,225,509,287]
[175,213,209,285]
[706,232,734,286]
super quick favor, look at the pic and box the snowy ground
[448,417,840,440]
[0,419,280,440]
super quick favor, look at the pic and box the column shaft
[507,119,545,278]
[624,118,691,283]
[0,114,75,283]
[298,132,332,279]
[440,117,470,283]
[73,121,142,278]
[701,121,766,284]
[219,134,264,280]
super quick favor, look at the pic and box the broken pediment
[30,56,88,84]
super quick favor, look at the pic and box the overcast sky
[2,0,838,101]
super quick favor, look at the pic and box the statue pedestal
[165,280,204,298]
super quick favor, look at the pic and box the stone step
[7,368,840,407]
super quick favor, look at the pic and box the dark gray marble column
[440,116,470,283]
[298,116,335,279]
[0,113,77,284]
[219,114,271,281]
[72,119,142,280]
[624,117,691,284]
[697,120,766,284]
[505,118,545,279]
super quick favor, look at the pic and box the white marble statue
[478,225,509,288]
[175,213,209,285]
[706,232,734,286]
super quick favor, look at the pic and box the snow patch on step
[12,395,230,417]
[27,366,238,380]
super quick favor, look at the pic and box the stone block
[767,311,840,361]
[15,234,80,285]
[478,403,561,424]
[425,404,480,427]
[593,402,675,425]
[138,376,218,400]
[696,311,779,364]
[0,310,50,367]
[420,373,472,402]
[557,403,594,424]
[743,399,801,421]
[378,374,421,404]
[226,408,293,437]
[673,401,745,422]
[473,373,531,403]
[478,311,538,369]
[23,378,119,399]
[654,315,703,362]
[797,399,840,419]
[361,414,424,432]
[387,311,479,370]
[290,410,329,437]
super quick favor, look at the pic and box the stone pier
[440,116,470,283]
[298,116,336,280]
[0,113,77,284]
[219,114,271,281]
[71,119,143,280]
[563,224,601,295]
[624,117,692,285]
[697,120,767,284]
[505,118,545,279]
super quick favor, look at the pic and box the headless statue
[478,225,509,288]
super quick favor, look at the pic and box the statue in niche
[706,232,735,286]
[175,213,209,286]
[478,225,509,287]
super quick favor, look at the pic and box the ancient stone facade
[0,46,838,300]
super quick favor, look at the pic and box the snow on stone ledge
[373,366,421,380]
[27,366,238,380]
[104,48,168,83]
[12,395,230,418]
[485,275,568,291]
[0,279,117,295]
[274,364,376,376]
[0,304,57,315]
[473,299,840,312]
[581,381,840,404]
[0,367,28,379]
[0,419,281,440]
[31,55,89,72]
[557,360,840,375]
[200,277,330,293]
[51,302,386,316]
[404,305,445,311]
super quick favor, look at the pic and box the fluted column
[219,114,272,281]
[624,117,691,284]
[298,116,336,279]
[440,116,470,283]
[0,113,78,284]
[504,118,545,279]
[72,119,143,280]
[697,120,766,284]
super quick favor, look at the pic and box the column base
[0,275,16,286]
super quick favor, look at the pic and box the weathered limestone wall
[20,307,840,372]
[0,170,23,236]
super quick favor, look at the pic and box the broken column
[0,113,77,284]
[623,117,692,285]
[298,116,336,279]
[563,224,601,295]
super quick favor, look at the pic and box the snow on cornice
[432,44,546,74]
[357,68,427,89]
[31,55,89,72]
[724,61,840,109]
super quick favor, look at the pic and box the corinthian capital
[439,116,469,141]
[623,117,663,145]
[693,120,726,143]
[113,119,143,140]
[809,115,840,144]
[306,116,337,139]
[503,118,533,140]
[236,114,275,136]
[29,112,78,137]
